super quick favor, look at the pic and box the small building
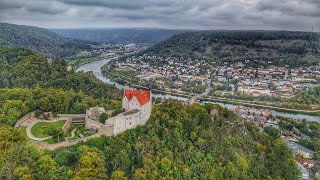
[38,112,52,119]
[288,142,314,159]
[86,107,106,122]
[210,109,219,117]
[305,160,315,168]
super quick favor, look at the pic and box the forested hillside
[51,28,189,44]
[144,30,320,66]
[0,23,91,58]
[0,101,300,179]
[0,47,301,179]
[0,47,122,126]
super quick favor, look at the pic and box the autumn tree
[73,148,106,179]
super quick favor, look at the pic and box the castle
[85,88,152,136]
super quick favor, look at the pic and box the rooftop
[288,142,314,154]
[124,88,151,106]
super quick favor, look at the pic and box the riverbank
[69,56,104,70]
[202,96,320,116]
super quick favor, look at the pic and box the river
[76,59,320,122]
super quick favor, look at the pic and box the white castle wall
[105,109,143,136]
[123,96,141,111]
[140,101,152,124]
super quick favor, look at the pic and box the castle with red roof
[123,88,151,112]
[85,88,152,136]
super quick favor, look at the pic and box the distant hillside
[0,23,91,58]
[143,30,320,66]
[51,28,189,44]
[0,46,121,97]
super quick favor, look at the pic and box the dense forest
[51,28,189,44]
[0,47,121,99]
[0,47,122,126]
[143,30,320,66]
[0,23,91,58]
[0,101,301,179]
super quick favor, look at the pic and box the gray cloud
[0,0,24,9]
[59,0,147,10]
[0,0,319,31]
[257,0,320,17]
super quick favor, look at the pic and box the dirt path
[66,128,77,139]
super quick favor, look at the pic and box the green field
[114,67,134,72]
[31,120,67,138]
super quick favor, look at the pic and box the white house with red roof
[122,89,152,124]
[85,88,152,136]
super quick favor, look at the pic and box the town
[78,43,146,58]
[116,54,320,99]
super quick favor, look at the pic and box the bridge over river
[185,79,212,104]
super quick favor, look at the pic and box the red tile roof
[284,84,293,88]
[124,89,151,106]
[295,156,308,167]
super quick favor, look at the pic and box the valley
[0,21,319,179]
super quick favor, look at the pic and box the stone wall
[57,114,85,119]
[15,111,35,128]
[61,119,72,133]
[106,115,126,136]
[85,118,114,136]
[38,132,106,151]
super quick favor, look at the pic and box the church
[85,88,152,136]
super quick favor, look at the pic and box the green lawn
[31,120,67,138]
[43,138,55,144]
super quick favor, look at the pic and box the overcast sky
[0,0,319,31]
